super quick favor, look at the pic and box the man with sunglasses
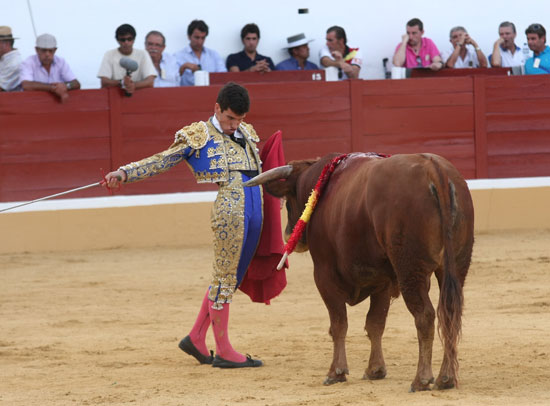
[524,23,550,75]
[393,18,443,71]
[98,24,156,95]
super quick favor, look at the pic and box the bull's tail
[429,157,463,385]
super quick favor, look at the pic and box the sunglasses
[117,37,134,43]
[416,56,423,67]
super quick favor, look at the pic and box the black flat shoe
[212,354,263,368]
[178,336,213,365]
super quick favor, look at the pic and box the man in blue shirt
[226,23,275,72]
[524,23,550,75]
[174,20,226,86]
[276,33,319,71]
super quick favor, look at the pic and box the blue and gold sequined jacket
[120,119,262,184]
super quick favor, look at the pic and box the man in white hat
[20,33,80,103]
[275,33,319,71]
[0,26,22,91]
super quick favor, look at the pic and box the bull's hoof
[363,366,387,380]
[409,377,434,392]
[433,375,456,390]
[323,374,347,385]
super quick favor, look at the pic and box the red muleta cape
[238,130,288,304]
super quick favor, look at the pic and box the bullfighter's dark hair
[217,82,250,115]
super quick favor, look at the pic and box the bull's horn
[243,165,293,186]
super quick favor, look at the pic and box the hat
[283,33,313,49]
[0,26,18,40]
[36,33,57,49]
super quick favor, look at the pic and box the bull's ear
[263,178,293,198]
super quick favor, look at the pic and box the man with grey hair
[20,33,80,102]
[145,30,180,87]
[489,22,525,68]
[442,26,487,68]
[0,26,22,91]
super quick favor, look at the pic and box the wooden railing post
[107,87,123,171]
[473,75,488,179]
[349,79,363,152]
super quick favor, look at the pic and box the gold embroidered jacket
[121,119,262,184]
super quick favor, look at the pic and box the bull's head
[244,159,319,253]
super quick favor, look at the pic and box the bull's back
[365,154,473,265]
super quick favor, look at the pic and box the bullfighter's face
[214,104,246,135]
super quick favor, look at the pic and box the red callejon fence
[1,75,550,202]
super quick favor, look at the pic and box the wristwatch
[66,82,72,90]
[475,47,481,51]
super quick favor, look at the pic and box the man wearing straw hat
[276,33,319,71]
[0,26,22,91]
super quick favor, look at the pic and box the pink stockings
[188,289,211,357]
[188,289,246,363]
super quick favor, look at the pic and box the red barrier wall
[1,76,549,202]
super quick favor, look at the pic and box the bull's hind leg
[399,273,436,392]
[363,288,391,380]
[315,270,349,385]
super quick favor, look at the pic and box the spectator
[319,26,362,79]
[0,26,22,91]
[97,24,156,95]
[145,30,180,87]
[393,18,443,71]
[226,23,275,72]
[103,83,274,369]
[20,33,80,103]
[489,21,525,68]
[174,20,226,86]
[276,33,319,71]
[524,24,550,75]
[442,26,488,68]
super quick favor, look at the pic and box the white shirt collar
[211,114,243,138]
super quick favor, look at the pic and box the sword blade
[0,182,102,213]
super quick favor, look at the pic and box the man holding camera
[98,24,156,95]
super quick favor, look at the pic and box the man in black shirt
[226,23,275,72]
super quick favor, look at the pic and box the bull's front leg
[315,273,349,385]
[363,289,391,380]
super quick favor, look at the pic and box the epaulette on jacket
[174,121,210,149]
[239,122,260,143]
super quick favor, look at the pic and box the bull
[245,152,474,391]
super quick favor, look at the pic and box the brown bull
[246,152,474,392]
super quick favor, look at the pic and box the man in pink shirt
[20,33,80,103]
[393,18,443,71]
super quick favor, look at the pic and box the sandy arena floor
[1,230,549,405]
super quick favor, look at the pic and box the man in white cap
[276,33,319,71]
[20,33,80,103]
[0,26,22,91]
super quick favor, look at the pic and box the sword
[0,176,121,213]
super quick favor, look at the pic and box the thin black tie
[229,134,246,148]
